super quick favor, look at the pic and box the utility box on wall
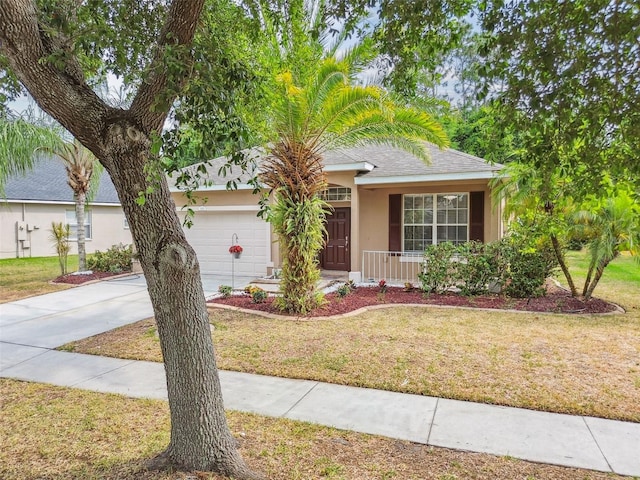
[16,221,27,241]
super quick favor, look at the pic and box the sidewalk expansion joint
[280,381,319,418]
[425,397,439,445]
[1,340,53,350]
[69,358,138,388]
[582,416,614,473]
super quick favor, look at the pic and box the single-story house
[1,157,132,259]
[170,144,505,283]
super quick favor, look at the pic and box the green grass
[0,255,77,302]
[559,250,640,313]
[563,249,640,284]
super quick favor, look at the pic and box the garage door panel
[182,211,268,276]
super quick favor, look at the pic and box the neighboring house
[1,157,132,259]
[170,144,505,282]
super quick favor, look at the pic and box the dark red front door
[322,208,351,271]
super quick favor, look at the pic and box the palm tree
[49,140,99,272]
[1,117,99,272]
[262,47,449,314]
[575,190,639,300]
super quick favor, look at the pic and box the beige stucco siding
[355,180,502,272]
[169,175,503,277]
[0,202,132,259]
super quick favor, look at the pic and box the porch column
[349,186,361,282]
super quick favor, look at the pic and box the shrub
[87,243,133,273]
[418,236,556,299]
[500,236,557,298]
[419,242,457,294]
[49,221,71,275]
[250,287,268,304]
[457,241,505,296]
[218,285,233,298]
[336,284,350,298]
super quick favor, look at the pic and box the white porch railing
[361,250,424,284]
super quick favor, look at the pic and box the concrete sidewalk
[1,278,639,477]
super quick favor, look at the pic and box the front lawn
[0,255,76,302]
[64,251,640,422]
[0,379,629,480]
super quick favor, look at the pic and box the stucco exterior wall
[169,175,504,278]
[355,179,502,271]
[0,202,132,259]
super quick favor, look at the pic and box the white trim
[399,256,423,263]
[3,199,120,207]
[177,205,261,212]
[265,218,272,265]
[355,170,499,185]
[324,162,375,173]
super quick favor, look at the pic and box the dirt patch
[210,283,618,317]
[52,271,123,285]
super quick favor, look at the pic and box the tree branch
[0,0,109,151]
[129,0,206,133]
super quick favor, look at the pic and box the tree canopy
[480,0,640,190]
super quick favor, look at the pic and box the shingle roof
[3,156,121,204]
[323,143,502,178]
[167,147,268,191]
[169,143,502,190]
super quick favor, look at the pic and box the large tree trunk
[76,191,87,271]
[0,1,260,477]
[100,126,260,478]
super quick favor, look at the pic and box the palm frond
[334,36,377,80]
[304,61,349,118]
[0,118,63,195]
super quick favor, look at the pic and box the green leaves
[480,0,640,185]
[270,193,328,314]
[0,117,64,195]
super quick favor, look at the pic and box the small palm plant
[575,190,639,300]
[262,44,449,314]
[50,221,71,275]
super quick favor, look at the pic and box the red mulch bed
[209,284,618,317]
[52,271,122,285]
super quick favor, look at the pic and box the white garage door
[182,209,269,276]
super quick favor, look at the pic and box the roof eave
[3,199,121,206]
[324,162,375,173]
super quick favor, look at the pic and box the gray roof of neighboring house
[169,143,502,190]
[3,156,121,204]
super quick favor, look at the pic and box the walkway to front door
[322,207,350,271]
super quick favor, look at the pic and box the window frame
[402,193,469,252]
[65,209,92,241]
[319,186,351,202]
